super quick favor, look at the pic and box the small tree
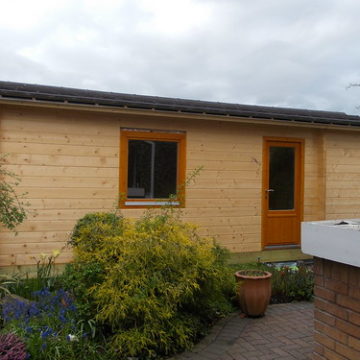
[0,155,28,230]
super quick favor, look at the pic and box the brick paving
[171,302,314,360]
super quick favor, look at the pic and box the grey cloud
[1,0,360,114]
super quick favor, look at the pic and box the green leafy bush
[69,212,124,251]
[62,261,105,326]
[229,262,314,303]
[65,210,233,358]
[63,212,124,324]
[271,264,314,303]
[0,154,28,230]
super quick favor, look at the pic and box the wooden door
[262,138,304,247]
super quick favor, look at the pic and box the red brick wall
[314,257,360,360]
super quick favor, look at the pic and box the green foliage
[9,251,62,300]
[62,212,123,324]
[0,275,15,300]
[229,262,314,303]
[62,261,105,327]
[69,212,124,251]
[14,325,112,360]
[1,288,113,360]
[34,251,62,292]
[0,154,28,230]
[66,210,233,358]
[271,264,314,302]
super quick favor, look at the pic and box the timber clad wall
[0,103,359,266]
[325,132,360,220]
[0,106,120,266]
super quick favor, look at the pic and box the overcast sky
[1,0,360,114]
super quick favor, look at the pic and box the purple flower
[41,328,52,338]
[3,287,78,345]
[25,326,33,333]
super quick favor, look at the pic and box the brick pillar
[313,257,360,359]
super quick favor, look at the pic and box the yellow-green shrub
[66,210,233,358]
[70,212,124,251]
[63,212,124,323]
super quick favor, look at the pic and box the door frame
[261,136,305,249]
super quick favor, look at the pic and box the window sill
[124,200,180,206]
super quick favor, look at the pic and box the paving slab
[171,302,314,360]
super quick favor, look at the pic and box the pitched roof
[0,80,360,127]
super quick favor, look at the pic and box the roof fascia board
[1,97,359,132]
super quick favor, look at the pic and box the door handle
[265,189,274,200]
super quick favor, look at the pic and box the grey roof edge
[0,80,360,127]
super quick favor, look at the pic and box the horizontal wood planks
[0,106,119,266]
[324,131,360,220]
[1,104,359,267]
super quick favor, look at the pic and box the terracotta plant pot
[234,270,272,317]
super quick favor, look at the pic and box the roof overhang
[1,81,360,131]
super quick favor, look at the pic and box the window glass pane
[127,140,178,198]
[269,146,295,210]
[154,142,178,198]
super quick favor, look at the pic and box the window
[120,130,186,207]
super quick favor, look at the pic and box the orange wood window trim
[119,130,186,208]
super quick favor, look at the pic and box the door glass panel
[269,146,295,210]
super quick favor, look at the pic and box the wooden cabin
[1,81,360,269]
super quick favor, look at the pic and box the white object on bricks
[301,219,360,267]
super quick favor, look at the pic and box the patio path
[171,302,314,360]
